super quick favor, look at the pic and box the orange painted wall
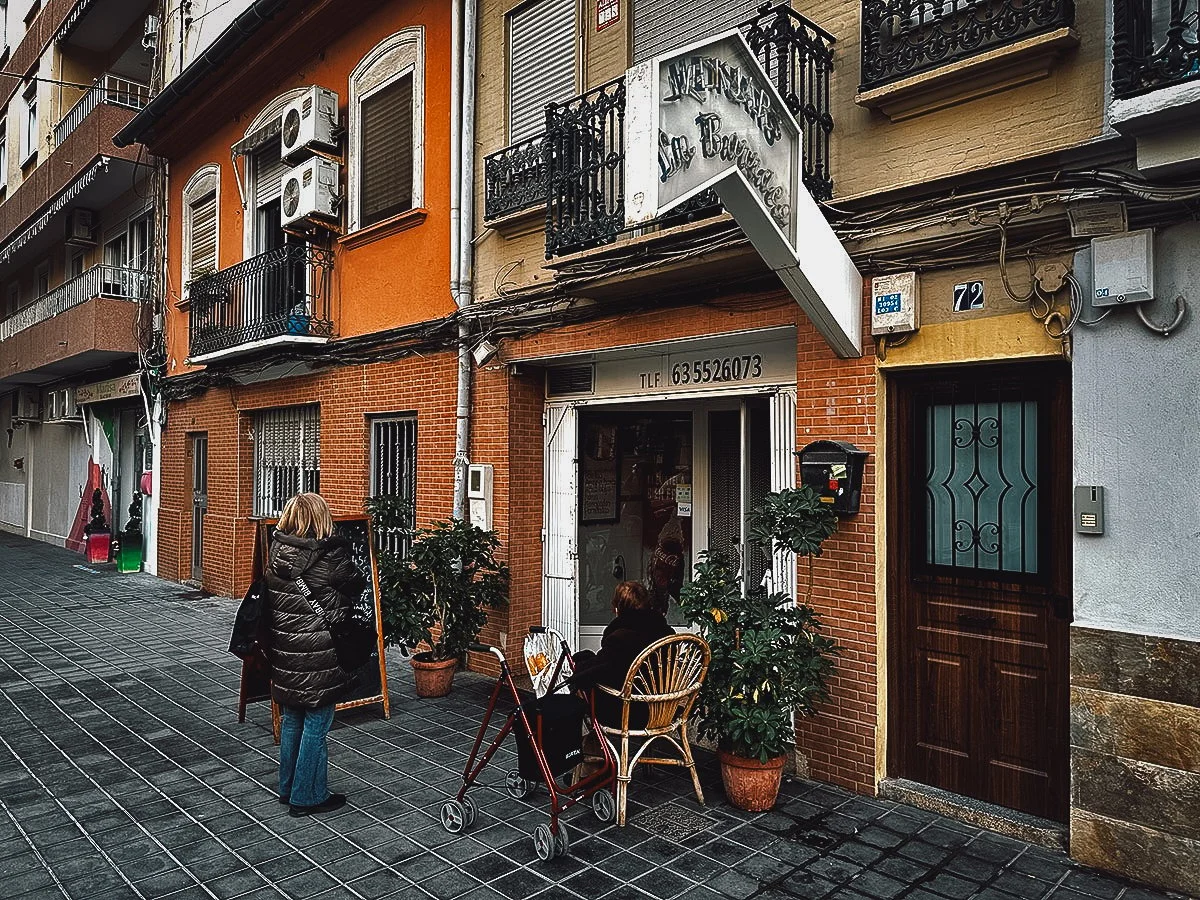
[160,2,455,378]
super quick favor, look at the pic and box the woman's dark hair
[613,580,653,615]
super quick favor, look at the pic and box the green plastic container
[117,534,144,573]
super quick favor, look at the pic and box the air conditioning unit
[280,157,340,228]
[13,388,41,422]
[66,208,95,247]
[45,388,82,423]
[280,86,339,162]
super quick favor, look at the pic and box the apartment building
[472,0,1197,890]
[0,0,157,557]
[116,0,462,599]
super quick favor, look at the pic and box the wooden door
[889,363,1070,821]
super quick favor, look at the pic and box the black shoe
[289,793,347,818]
[277,796,289,805]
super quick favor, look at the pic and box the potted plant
[83,488,112,564]
[679,484,839,811]
[367,496,509,697]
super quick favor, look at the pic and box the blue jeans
[278,703,336,807]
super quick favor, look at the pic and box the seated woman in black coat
[571,581,675,730]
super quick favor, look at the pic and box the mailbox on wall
[799,440,868,517]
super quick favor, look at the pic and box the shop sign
[591,334,795,397]
[75,373,140,405]
[624,32,862,359]
[597,0,619,31]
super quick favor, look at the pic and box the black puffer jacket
[266,532,366,709]
[570,609,675,729]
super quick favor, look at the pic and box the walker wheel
[532,823,556,861]
[462,796,478,828]
[553,821,570,857]
[592,789,616,823]
[440,799,468,834]
[505,769,534,799]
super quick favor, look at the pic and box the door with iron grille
[191,434,208,583]
[889,363,1070,821]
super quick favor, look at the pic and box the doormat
[630,804,716,842]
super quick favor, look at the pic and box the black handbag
[295,578,377,672]
[229,577,269,659]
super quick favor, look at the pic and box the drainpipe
[451,0,479,521]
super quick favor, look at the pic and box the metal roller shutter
[253,141,288,209]
[632,0,762,63]
[188,194,217,278]
[509,0,576,144]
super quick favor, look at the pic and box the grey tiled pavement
[0,532,1192,900]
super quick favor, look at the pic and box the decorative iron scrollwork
[860,0,1075,91]
[1113,0,1200,98]
[484,134,549,220]
[188,243,335,359]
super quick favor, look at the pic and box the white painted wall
[161,0,257,86]
[1072,221,1200,641]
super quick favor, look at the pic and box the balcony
[859,0,1076,91]
[0,265,147,385]
[1113,0,1199,99]
[54,75,151,147]
[187,244,335,362]
[483,5,835,259]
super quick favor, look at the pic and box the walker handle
[528,626,546,634]
[469,642,506,665]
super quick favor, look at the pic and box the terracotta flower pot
[410,653,457,698]
[718,749,787,812]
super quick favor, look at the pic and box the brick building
[116,0,1197,891]
[0,0,157,558]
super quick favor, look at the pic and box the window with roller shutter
[183,165,220,283]
[348,28,424,233]
[632,0,761,63]
[508,0,576,144]
[360,74,414,227]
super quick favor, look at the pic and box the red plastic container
[86,533,111,564]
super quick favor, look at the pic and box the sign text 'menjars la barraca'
[625,31,863,358]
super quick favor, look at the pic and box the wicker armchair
[591,633,711,826]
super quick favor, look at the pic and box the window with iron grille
[253,405,320,517]
[370,415,417,557]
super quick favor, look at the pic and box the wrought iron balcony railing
[859,0,1075,91]
[187,244,334,360]
[540,4,836,258]
[0,265,148,342]
[484,134,548,220]
[1113,0,1200,99]
[53,74,151,147]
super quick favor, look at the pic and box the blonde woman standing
[266,492,365,817]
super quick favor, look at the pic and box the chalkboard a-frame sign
[240,515,391,741]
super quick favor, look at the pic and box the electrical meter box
[871,271,919,336]
[799,440,868,517]
[1091,229,1154,306]
[468,464,493,531]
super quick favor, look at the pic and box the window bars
[252,405,321,518]
[370,415,417,558]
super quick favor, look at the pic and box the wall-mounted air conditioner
[45,388,82,423]
[281,86,339,163]
[281,157,340,228]
[66,209,95,247]
[13,388,41,422]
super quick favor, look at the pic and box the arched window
[182,164,219,284]
[348,27,425,232]
[237,88,308,258]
